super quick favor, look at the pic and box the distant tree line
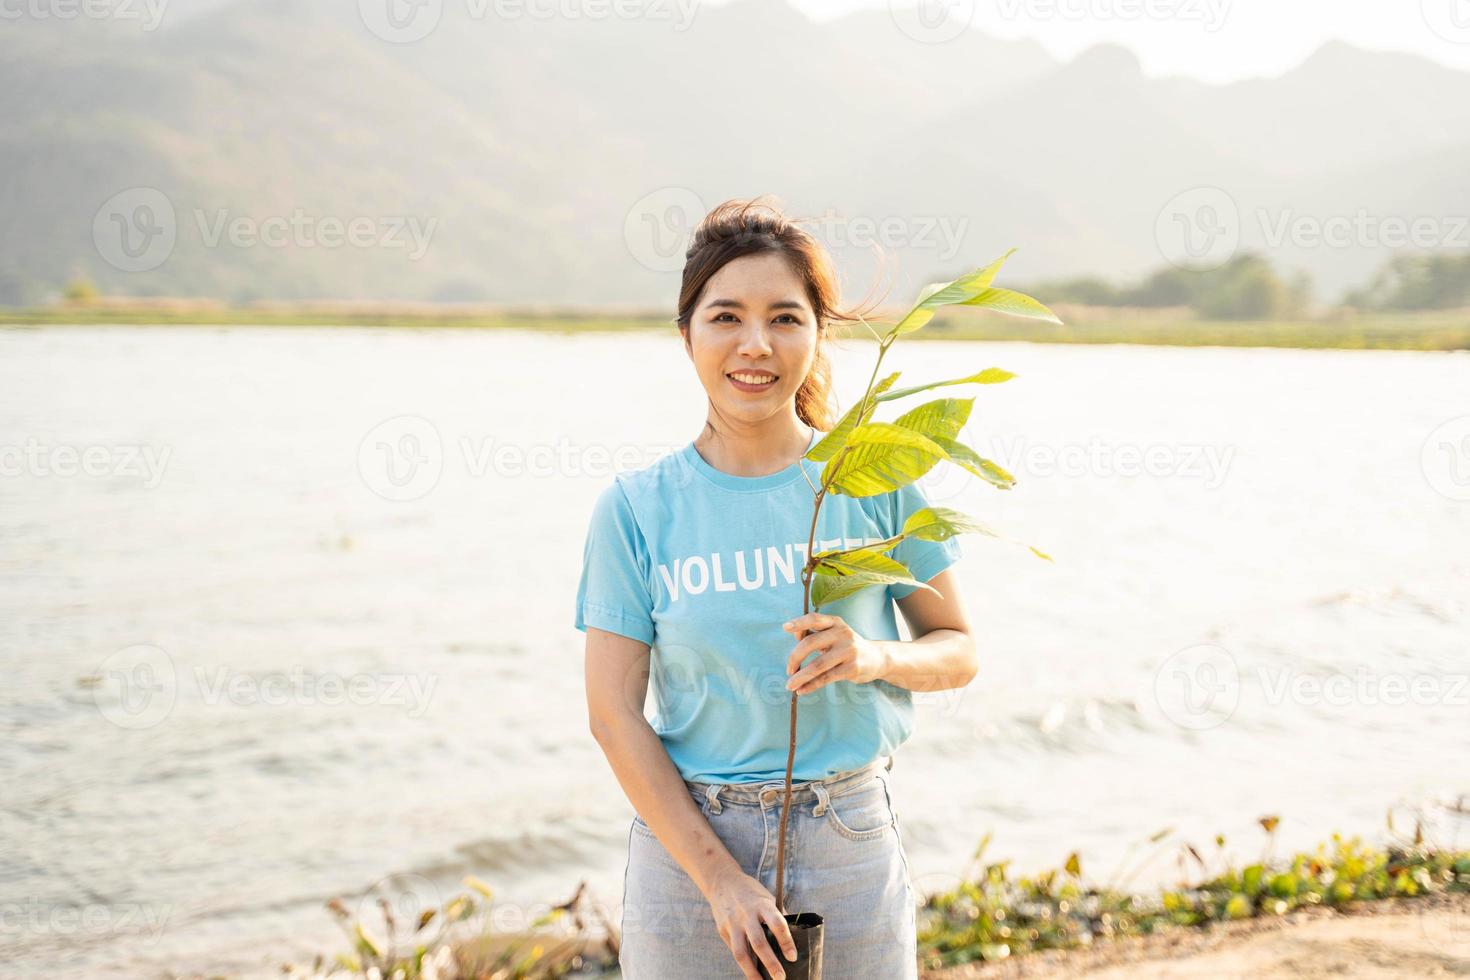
[1022,253,1311,320]
[1343,253,1470,312]
[1025,251,1469,320]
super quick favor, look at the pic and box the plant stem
[772,333,896,913]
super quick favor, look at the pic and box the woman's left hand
[782,613,889,695]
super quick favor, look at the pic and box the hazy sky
[718,0,1470,83]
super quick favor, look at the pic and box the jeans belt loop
[810,781,831,817]
[703,783,724,815]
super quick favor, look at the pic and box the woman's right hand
[702,866,798,979]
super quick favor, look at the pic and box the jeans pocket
[823,778,893,841]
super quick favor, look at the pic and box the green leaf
[902,506,1054,562]
[888,249,1020,338]
[823,422,946,498]
[877,367,1015,404]
[958,286,1062,324]
[813,546,912,577]
[892,397,973,443]
[812,547,937,600]
[930,434,1015,490]
[810,570,882,606]
[808,371,900,463]
[902,506,1002,542]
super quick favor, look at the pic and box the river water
[1,326,1467,977]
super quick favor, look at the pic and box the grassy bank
[275,805,1468,979]
[5,301,1469,350]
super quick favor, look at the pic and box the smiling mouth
[727,372,779,391]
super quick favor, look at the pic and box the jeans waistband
[682,755,892,812]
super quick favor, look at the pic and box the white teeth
[731,373,776,384]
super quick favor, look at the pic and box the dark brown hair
[676,196,886,435]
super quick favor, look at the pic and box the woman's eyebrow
[706,298,807,311]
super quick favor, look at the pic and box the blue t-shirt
[574,426,962,784]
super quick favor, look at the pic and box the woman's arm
[584,625,741,894]
[880,568,978,692]
[584,626,797,979]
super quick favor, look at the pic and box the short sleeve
[887,480,963,601]
[575,480,657,645]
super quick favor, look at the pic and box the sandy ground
[922,892,1470,979]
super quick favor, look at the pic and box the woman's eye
[712,312,799,324]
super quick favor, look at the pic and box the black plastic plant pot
[757,911,824,979]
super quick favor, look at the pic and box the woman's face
[684,251,818,427]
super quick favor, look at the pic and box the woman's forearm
[874,628,978,692]
[591,714,742,897]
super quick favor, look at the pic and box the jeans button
[759,788,777,805]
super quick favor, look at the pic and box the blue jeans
[619,757,917,979]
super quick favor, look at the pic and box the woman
[576,198,978,980]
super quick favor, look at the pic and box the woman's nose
[737,323,773,355]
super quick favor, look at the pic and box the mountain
[0,2,1465,307]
